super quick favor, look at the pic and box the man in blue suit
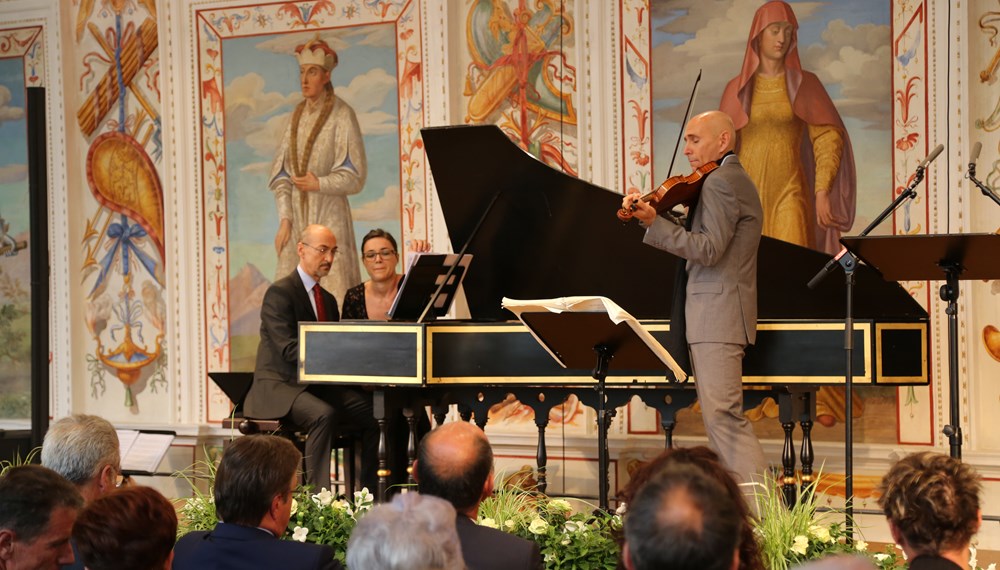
[173,435,341,570]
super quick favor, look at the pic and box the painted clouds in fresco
[351,184,400,221]
[651,0,887,128]
[0,85,24,126]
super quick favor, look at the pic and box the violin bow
[665,69,703,178]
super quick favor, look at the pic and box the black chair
[210,372,360,495]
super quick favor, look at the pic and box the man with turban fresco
[270,36,367,304]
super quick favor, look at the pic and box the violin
[617,160,719,222]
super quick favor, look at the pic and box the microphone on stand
[968,141,982,178]
[918,143,945,170]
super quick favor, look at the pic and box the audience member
[623,463,742,570]
[0,464,83,570]
[172,435,341,570]
[616,446,761,570]
[414,421,542,570]
[878,451,981,570]
[347,492,464,570]
[42,414,121,504]
[41,414,122,570]
[73,486,177,570]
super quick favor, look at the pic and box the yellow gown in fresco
[738,74,859,425]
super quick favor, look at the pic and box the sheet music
[117,430,174,474]
[501,296,686,381]
[389,253,473,320]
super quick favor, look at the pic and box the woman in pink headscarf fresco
[720,1,860,426]
[719,0,857,256]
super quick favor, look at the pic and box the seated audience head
[72,486,177,570]
[878,451,981,564]
[0,464,84,570]
[41,414,121,503]
[623,462,742,570]
[414,421,493,516]
[618,446,761,570]
[214,434,301,536]
[347,492,464,570]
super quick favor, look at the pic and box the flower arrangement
[751,475,899,570]
[477,486,621,570]
[287,487,374,566]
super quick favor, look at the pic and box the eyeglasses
[363,249,397,261]
[301,242,338,257]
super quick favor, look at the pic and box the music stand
[841,233,1000,459]
[503,296,684,510]
[388,254,472,322]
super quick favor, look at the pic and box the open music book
[501,295,686,381]
[116,429,174,475]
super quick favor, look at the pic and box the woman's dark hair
[361,228,398,252]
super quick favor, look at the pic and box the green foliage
[174,458,219,537]
[288,488,374,566]
[751,476,895,570]
[478,487,621,570]
[0,447,40,477]
[0,392,29,418]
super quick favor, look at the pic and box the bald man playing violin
[622,110,767,488]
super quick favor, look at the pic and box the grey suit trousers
[690,342,766,486]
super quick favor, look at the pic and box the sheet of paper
[501,295,686,381]
[119,432,174,474]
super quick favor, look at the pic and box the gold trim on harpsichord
[875,322,929,384]
[740,322,874,385]
[424,323,674,385]
[298,322,426,385]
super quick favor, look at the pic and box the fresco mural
[74,0,166,409]
[462,0,578,175]
[198,1,427,421]
[0,26,41,420]
[618,0,934,446]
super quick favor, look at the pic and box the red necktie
[312,284,327,321]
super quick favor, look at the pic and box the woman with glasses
[342,228,431,320]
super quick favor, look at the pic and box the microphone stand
[807,161,929,538]
[968,164,1000,207]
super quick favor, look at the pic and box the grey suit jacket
[643,155,762,345]
[244,269,339,419]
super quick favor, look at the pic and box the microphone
[918,144,945,170]
[969,142,982,174]
[807,247,851,290]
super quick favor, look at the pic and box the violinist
[621,110,767,488]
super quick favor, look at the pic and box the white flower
[354,488,374,508]
[312,488,334,507]
[985,564,995,570]
[504,519,515,530]
[874,553,890,562]
[808,524,832,543]
[528,518,549,535]
[479,517,498,529]
[292,526,309,542]
[615,502,628,516]
[332,499,351,511]
[969,545,978,569]
[855,539,868,552]
[548,499,572,513]
[564,520,584,534]
[290,498,298,517]
[790,535,809,556]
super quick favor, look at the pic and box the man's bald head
[683,111,736,168]
[415,422,494,513]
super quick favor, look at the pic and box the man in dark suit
[622,110,767,486]
[172,435,341,570]
[414,421,542,570]
[243,224,377,492]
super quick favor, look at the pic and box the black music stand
[841,233,1000,459]
[388,253,471,322]
[506,299,682,510]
